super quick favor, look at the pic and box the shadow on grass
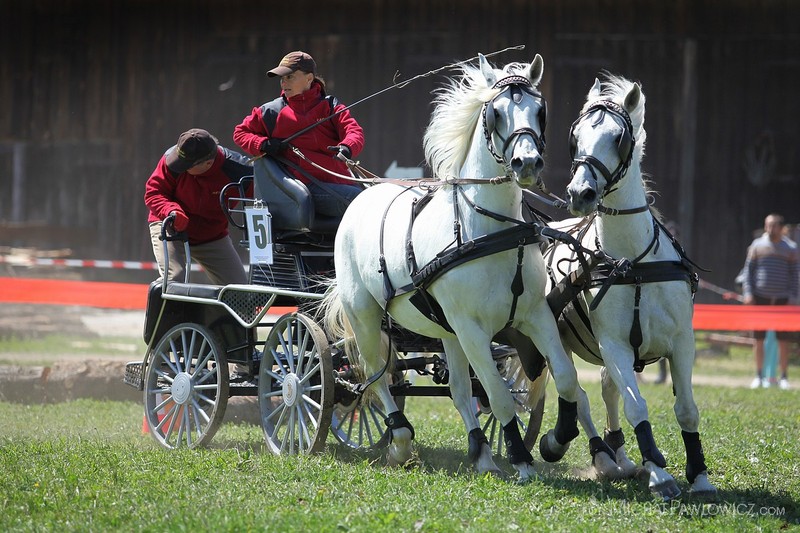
[206,424,799,524]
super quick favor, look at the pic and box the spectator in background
[144,128,252,285]
[742,213,798,389]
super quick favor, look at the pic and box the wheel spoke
[267,401,288,425]
[299,361,321,385]
[269,347,288,377]
[259,313,332,456]
[261,389,283,399]
[300,393,322,413]
[343,409,357,443]
[366,407,384,446]
[297,405,311,452]
[190,398,211,424]
[182,405,192,447]
[144,324,227,450]
[300,400,320,432]
[157,349,179,377]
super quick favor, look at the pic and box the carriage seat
[164,282,222,300]
[253,157,341,235]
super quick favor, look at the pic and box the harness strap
[378,187,417,305]
[407,224,542,292]
[630,281,644,372]
[590,260,696,287]
[397,224,543,332]
[598,203,650,216]
[506,244,526,328]
[404,191,435,276]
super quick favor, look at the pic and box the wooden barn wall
[0,0,797,298]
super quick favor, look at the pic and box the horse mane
[585,72,655,200]
[422,62,511,180]
[583,72,647,163]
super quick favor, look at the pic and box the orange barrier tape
[2,277,797,331]
[693,304,800,332]
[0,277,149,309]
[0,277,295,315]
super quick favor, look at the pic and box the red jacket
[144,146,252,245]
[233,82,364,186]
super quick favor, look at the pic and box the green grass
[2,378,799,532]
[0,334,146,365]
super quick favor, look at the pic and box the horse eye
[569,134,578,157]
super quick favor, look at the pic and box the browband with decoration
[492,74,534,90]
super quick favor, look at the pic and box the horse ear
[589,78,602,98]
[624,82,642,113]
[527,54,544,86]
[479,53,497,87]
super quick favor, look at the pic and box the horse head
[566,77,644,216]
[477,53,548,190]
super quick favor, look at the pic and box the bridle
[568,100,635,198]
[482,75,547,172]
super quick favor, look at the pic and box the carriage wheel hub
[282,373,300,407]
[171,372,192,404]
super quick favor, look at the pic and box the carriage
[123,53,716,497]
[123,153,544,457]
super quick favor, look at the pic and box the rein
[290,145,517,189]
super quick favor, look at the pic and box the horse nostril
[581,189,597,204]
[511,155,543,175]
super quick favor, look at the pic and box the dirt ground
[0,303,260,422]
[0,303,754,411]
[0,303,143,351]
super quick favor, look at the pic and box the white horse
[539,74,717,499]
[322,54,596,482]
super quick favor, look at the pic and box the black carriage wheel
[143,323,229,450]
[258,313,334,455]
[476,392,544,456]
[330,368,406,450]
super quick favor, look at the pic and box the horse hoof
[539,430,570,463]
[513,462,540,485]
[616,450,639,478]
[651,479,681,501]
[593,452,624,480]
[472,443,501,477]
[386,428,414,467]
[689,474,718,498]
[644,461,681,501]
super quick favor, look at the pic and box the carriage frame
[123,155,544,455]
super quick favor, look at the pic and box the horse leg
[453,326,537,483]
[344,301,414,467]
[598,367,637,478]
[441,338,502,477]
[669,346,717,496]
[600,343,679,500]
[517,311,591,463]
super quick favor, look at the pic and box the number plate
[245,206,273,265]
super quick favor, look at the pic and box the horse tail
[506,354,549,412]
[319,279,396,384]
[319,280,358,359]
[504,350,550,444]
